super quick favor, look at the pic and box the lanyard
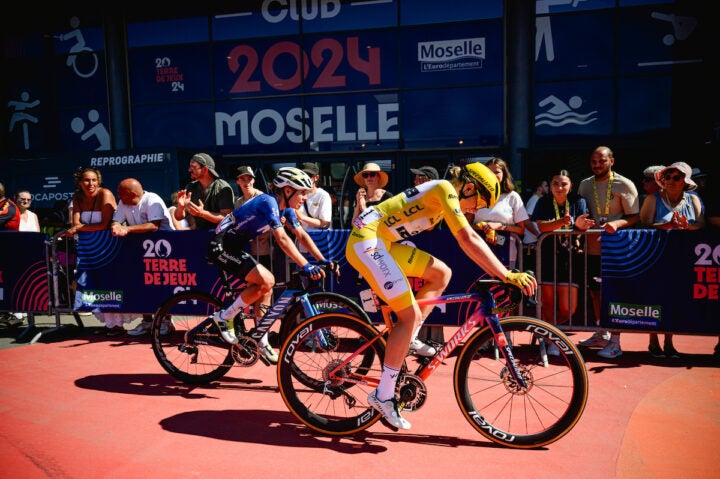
[592,171,613,217]
[553,198,571,230]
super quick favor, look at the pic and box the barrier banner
[73,230,217,313]
[601,229,720,334]
[0,232,49,313]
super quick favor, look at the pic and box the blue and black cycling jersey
[213,193,300,247]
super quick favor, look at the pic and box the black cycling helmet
[464,162,500,209]
[272,167,313,190]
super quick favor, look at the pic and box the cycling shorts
[346,231,432,312]
[207,238,259,280]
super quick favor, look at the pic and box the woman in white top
[15,190,40,232]
[473,157,529,269]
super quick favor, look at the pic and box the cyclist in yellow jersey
[346,162,537,429]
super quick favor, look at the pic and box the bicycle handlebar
[474,270,535,314]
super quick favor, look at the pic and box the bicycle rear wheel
[454,316,589,448]
[277,291,371,345]
[277,313,385,435]
[151,290,234,385]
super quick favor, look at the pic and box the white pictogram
[535,94,597,128]
[8,91,40,150]
[71,109,111,150]
[55,16,99,78]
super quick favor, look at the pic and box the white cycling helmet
[273,167,313,190]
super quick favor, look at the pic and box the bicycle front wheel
[277,313,385,435]
[454,316,589,448]
[151,290,234,385]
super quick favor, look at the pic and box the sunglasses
[17,198,32,202]
[663,173,684,182]
[362,171,378,178]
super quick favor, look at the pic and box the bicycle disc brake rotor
[500,364,533,395]
[232,337,259,366]
[398,374,427,411]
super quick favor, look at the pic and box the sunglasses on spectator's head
[663,173,684,182]
[17,197,32,202]
[362,172,378,178]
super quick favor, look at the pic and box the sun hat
[301,162,320,176]
[191,153,220,178]
[410,166,439,180]
[654,162,697,190]
[236,165,255,178]
[354,162,389,188]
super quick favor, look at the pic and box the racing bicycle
[277,278,589,448]
[151,263,369,385]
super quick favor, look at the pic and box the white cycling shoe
[368,389,411,430]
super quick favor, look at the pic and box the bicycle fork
[480,293,529,390]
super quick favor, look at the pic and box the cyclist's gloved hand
[319,259,340,278]
[302,262,324,280]
[503,269,537,296]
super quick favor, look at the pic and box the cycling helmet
[272,167,313,190]
[464,162,500,209]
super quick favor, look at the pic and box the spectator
[168,191,192,230]
[296,162,332,233]
[639,165,664,204]
[352,162,393,220]
[641,162,705,358]
[15,190,39,233]
[473,157,528,269]
[522,179,548,271]
[410,165,439,186]
[110,178,175,236]
[67,167,117,235]
[577,146,640,359]
[206,167,337,365]
[174,153,234,230]
[532,170,593,342]
[0,185,26,326]
[66,167,120,335]
[102,178,176,337]
[0,182,20,230]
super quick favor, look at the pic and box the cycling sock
[377,364,400,402]
[221,296,248,320]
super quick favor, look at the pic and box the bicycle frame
[328,282,527,389]
[185,274,322,346]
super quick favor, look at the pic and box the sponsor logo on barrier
[608,302,661,327]
[81,289,124,307]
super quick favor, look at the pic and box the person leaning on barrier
[296,162,332,233]
[640,162,705,358]
[0,182,21,231]
[206,167,339,365]
[532,169,594,348]
[108,178,177,337]
[67,167,117,235]
[345,161,537,429]
[576,146,640,359]
[174,153,234,230]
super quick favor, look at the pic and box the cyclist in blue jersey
[206,167,338,364]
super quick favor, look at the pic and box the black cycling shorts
[207,239,258,280]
